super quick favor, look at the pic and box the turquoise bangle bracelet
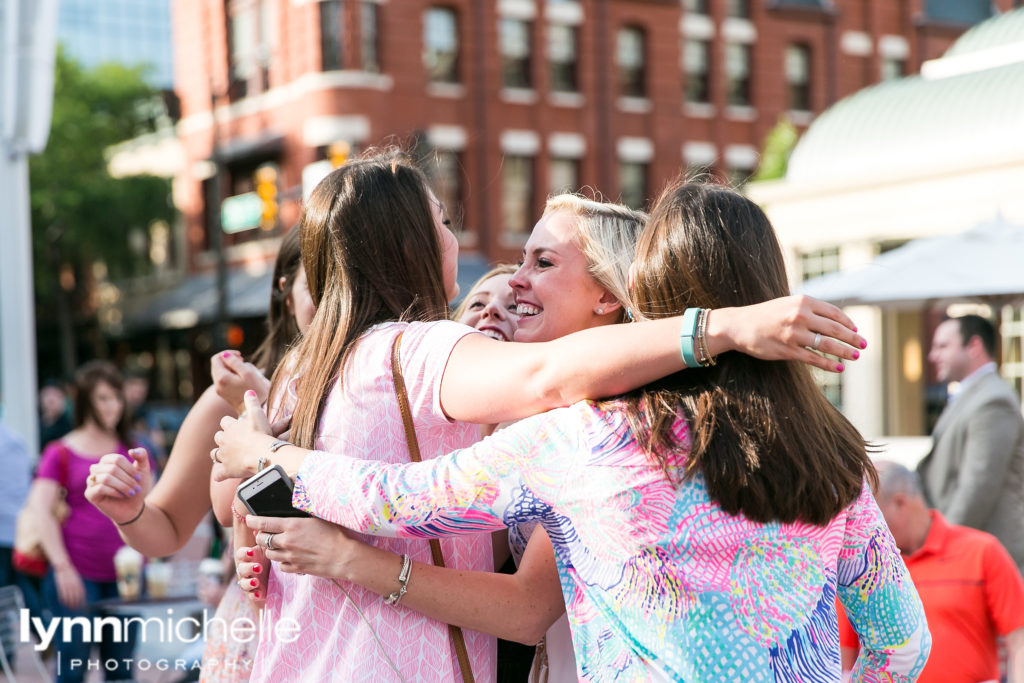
[680,308,702,368]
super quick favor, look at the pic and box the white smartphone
[236,464,310,517]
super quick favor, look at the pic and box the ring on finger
[211,448,223,464]
[87,474,97,487]
[239,410,247,420]
[811,332,822,351]
[264,532,277,551]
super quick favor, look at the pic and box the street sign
[221,192,263,234]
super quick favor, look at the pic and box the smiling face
[509,209,616,343]
[457,273,518,341]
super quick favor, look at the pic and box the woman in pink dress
[211,150,866,682]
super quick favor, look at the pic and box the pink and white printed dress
[251,321,496,683]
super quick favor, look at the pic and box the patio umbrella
[799,215,1024,309]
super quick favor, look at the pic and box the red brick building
[170,0,1007,269]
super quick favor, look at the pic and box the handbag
[12,443,71,577]
[390,331,476,683]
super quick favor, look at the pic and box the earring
[597,307,604,314]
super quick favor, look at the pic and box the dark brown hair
[250,226,303,376]
[73,360,131,445]
[272,149,450,449]
[615,180,875,525]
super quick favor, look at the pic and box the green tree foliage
[753,117,799,182]
[30,48,173,304]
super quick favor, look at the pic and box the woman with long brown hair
[229,179,928,681]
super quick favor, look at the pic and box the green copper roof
[946,7,1024,58]
[785,7,1024,184]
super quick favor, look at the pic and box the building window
[725,43,752,107]
[727,0,750,17]
[786,44,812,112]
[502,155,534,238]
[426,151,463,232]
[801,246,842,408]
[228,0,275,98]
[361,1,380,73]
[683,0,709,14]
[548,24,578,93]
[549,157,579,195]
[800,246,839,282]
[617,26,646,99]
[620,162,647,210]
[424,7,459,84]
[881,57,904,81]
[925,0,992,24]
[319,0,343,71]
[684,39,711,105]
[500,19,532,89]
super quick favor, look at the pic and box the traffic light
[328,141,350,168]
[255,165,278,230]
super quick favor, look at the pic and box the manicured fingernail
[853,326,858,333]
[135,473,142,482]
[852,350,860,360]
[860,339,867,349]
[836,363,845,372]
[254,591,260,598]
[245,390,256,398]
[246,549,254,557]
[250,579,258,587]
[223,351,231,358]
[129,488,136,496]
[253,565,261,574]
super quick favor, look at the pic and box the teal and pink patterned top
[293,400,930,682]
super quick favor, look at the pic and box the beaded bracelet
[696,308,717,367]
[384,553,412,606]
[231,499,249,523]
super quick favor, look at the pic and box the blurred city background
[3,0,1024,462]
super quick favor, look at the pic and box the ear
[277,276,288,293]
[627,263,637,291]
[594,290,622,316]
[279,276,295,316]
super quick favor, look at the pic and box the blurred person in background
[39,382,73,448]
[26,360,150,683]
[0,418,35,669]
[917,314,1024,571]
[840,460,1024,682]
[124,371,167,468]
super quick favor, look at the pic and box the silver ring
[264,532,276,551]
[211,448,222,464]
[811,332,822,351]
[239,410,248,420]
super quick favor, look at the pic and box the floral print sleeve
[837,484,931,682]
[292,405,582,538]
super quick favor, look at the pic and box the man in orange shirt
[839,461,1024,682]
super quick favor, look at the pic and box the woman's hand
[246,514,360,579]
[85,448,153,525]
[211,350,270,414]
[234,544,268,608]
[53,563,86,609]
[211,391,277,481]
[711,295,867,373]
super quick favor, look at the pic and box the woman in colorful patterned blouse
[235,180,930,681]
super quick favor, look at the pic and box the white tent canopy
[800,216,1024,309]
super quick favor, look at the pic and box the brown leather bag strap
[390,332,475,683]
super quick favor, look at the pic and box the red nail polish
[860,339,867,349]
[250,579,258,587]
[852,350,860,360]
[254,591,260,598]
[253,565,262,574]
[246,549,254,557]
[836,363,845,372]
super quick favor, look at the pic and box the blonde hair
[542,194,647,322]
[451,264,519,321]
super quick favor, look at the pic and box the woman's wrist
[702,306,736,358]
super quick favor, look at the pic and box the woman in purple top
[25,360,149,682]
